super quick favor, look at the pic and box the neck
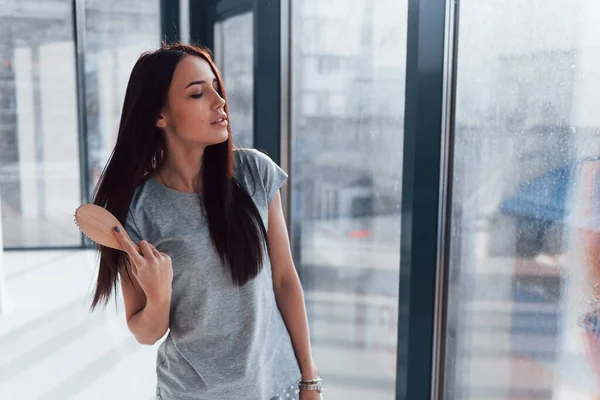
[157,143,205,193]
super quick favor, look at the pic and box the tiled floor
[0,250,159,400]
[0,250,395,400]
[0,250,597,400]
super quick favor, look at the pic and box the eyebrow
[185,78,218,89]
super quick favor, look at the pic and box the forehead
[171,55,216,88]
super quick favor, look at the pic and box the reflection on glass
[291,0,406,398]
[214,12,253,149]
[0,0,80,247]
[0,3,163,399]
[446,1,600,399]
[85,1,161,195]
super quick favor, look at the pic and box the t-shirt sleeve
[124,209,143,245]
[249,149,288,204]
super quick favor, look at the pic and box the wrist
[300,363,319,380]
[146,292,171,308]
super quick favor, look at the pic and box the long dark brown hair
[90,43,267,310]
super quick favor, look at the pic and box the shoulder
[234,148,281,182]
[234,148,287,204]
[123,179,154,241]
[234,147,275,169]
[127,178,162,222]
[129,179,150,214]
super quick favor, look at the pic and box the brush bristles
[73,213,91,241]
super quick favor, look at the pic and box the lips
[211,114,228,124]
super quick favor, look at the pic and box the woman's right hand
[113,227,174,303]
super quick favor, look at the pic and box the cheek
[173,104,211,130]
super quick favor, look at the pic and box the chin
[185,126,229,146]
[207,130,229,146]
[215,130,230,144]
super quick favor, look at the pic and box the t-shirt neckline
[148,175,202,197]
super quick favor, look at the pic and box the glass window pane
[85,1,161,195]
[291,0,407,398]
[0,3,162,400]
[446,1,600,398]
[214,12,254,149]
[0,0,81,247]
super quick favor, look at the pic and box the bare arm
[115,229,173,345]
[119,261,171,345]
[268,192,318,380]
[577,162,600,292]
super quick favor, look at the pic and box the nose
[213,91,226,110]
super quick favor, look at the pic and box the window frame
[4,2,462,399]
[188,1,459,399]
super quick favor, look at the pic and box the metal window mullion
[395,0,459,399]
[280,0,292,222]
[189,0,216,49]
[253,0,281,164]
[215,0,253,19]
[432,0,461,398]
[161,0,181,44]
[72,0,90,249]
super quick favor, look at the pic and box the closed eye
[190,93,203,99]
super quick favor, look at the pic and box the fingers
[141,241,167,262]
[121,256,138,279]
[139,240,159,260]
[113,226,144,265]
[150,244,162,258]
[113,226,168,266]
[146,243,168,261]
[160,252,171,263]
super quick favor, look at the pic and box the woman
[90,43,323,400]
[574,159,600,398]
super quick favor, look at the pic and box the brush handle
[74,204,144,254]
[114,225,143,255]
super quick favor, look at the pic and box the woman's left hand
[299,391,323,400]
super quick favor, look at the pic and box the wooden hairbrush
[74,204,140,254]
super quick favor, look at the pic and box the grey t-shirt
[125,148,300,400]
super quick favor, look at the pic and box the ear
[156,114,168,128]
